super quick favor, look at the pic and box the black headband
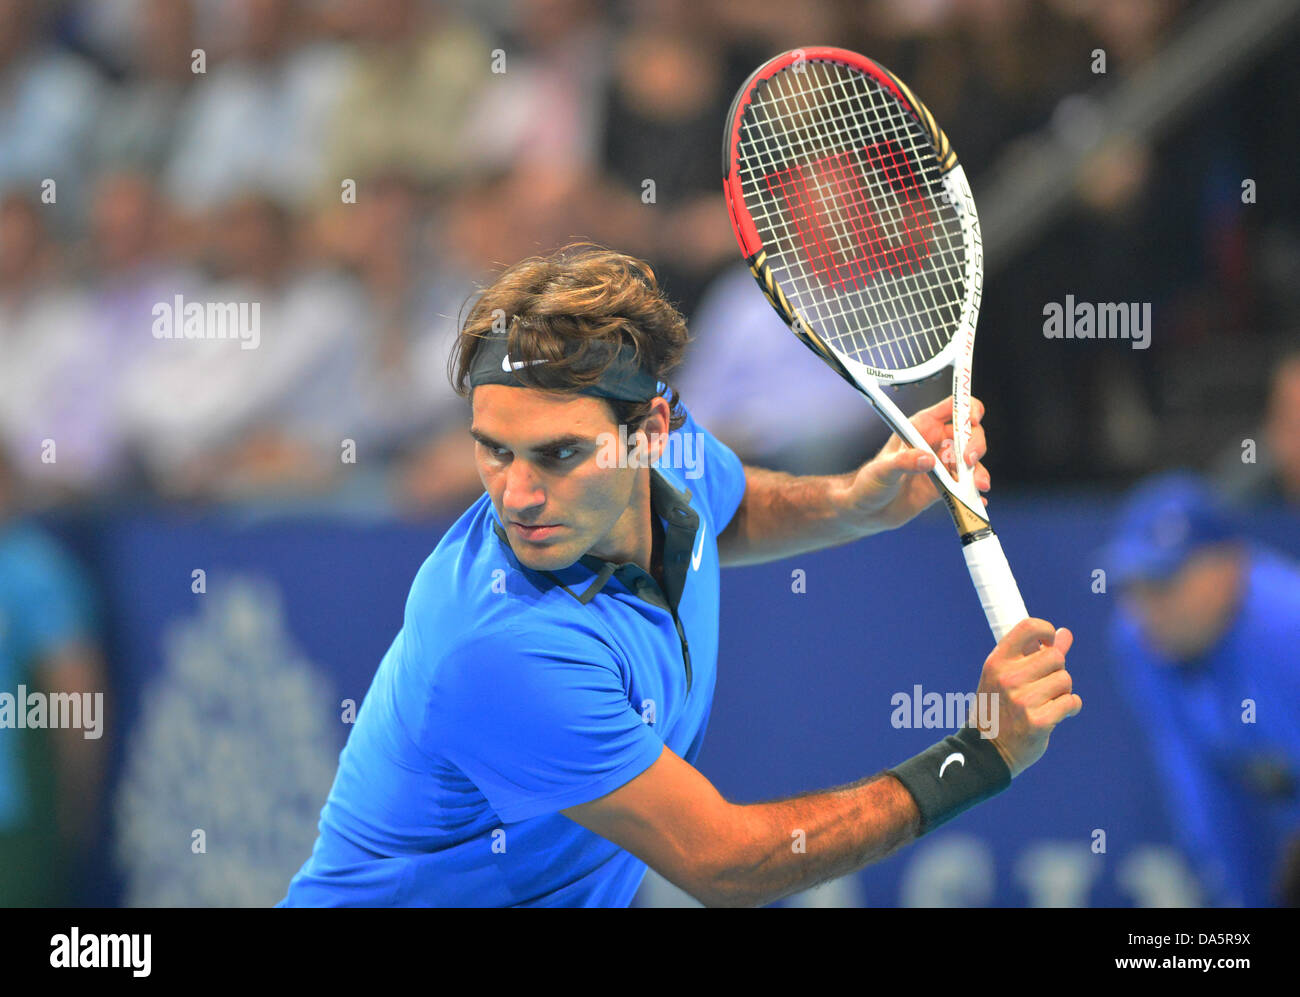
[467,329,661,403]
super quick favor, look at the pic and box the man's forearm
[706,773,920,907]
[717,464,865,567]
[43,647,107,849]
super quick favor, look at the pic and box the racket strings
[736,61,969,372]
[769,74,964,368]
[743,63,965,365]
[752,79,943,370]
[751,65,964,368]
[760,144,932,282]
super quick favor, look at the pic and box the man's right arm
[565,741,922,907]
[563,618,1080,907]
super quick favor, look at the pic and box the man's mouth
[510,521,563,541]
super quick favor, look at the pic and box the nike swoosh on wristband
[691,522,707,571]
[939,752,965,778]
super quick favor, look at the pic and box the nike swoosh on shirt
[691,521,707,571]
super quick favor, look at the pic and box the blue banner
[54,498,1299,907]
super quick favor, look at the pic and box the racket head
[723,47,982,389]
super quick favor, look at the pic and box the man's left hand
[838,395,991,535]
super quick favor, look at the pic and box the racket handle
[961,532,1029,643]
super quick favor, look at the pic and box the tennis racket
[722,46,1027,641]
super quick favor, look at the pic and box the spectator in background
[387,170,552,516]
[458,0,612,174]
[0,174,197,502]
[163,0,348,215]
[72,172,203,498]
[0,0,102,229]
[310,172,456,462]
[321,0,490,192]
[1103,472,1300,906]
[120,192,367,500]
[0,0,1282,511]
[0,444,107,905]
[586,17,737,314]
[0,191,102,502]
[309,168,491,516]
[705,0,843,60]
[90,0,200,176]
[1216,349,1300,509]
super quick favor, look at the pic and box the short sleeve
[12,532,93,666]
[675,403,746,534]
[425,626,666,824]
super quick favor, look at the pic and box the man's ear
[642,397,672,462]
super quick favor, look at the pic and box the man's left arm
[716,396,991,568]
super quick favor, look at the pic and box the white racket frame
[726,51,1029,642]
[836,165,1028,641]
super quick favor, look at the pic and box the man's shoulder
[411,619,625,757]
[395,501,619,676]
[1241,546,1300,645]
[403,499,588,629]
[405,495,506,604]
[1249,546,1300,594]
[384,599,623,762]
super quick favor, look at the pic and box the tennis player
[279,246,1080,908]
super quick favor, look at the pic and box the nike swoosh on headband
[502,355,551,372]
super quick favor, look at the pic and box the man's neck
[587,467,657,575]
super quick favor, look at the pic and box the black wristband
[885,726,1012,835]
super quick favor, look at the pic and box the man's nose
[503,459,545,514]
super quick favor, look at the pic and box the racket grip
[961,532,1029,643]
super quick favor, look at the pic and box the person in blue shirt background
[1104,472,1300,906]
[0,444,106,906]
[281,245,1081,908]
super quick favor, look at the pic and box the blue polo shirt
[1109,546,1300,906]
[280,406,746,906]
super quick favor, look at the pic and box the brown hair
[450,244,690,434]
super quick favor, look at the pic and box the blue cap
[1101,472,1237,587]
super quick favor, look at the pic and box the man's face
[471,386,661,573]
[1122,546,1244,661]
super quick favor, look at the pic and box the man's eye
[482,445,577,463]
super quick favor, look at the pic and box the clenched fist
[973,618,1081,778]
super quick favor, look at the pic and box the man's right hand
[975,618,1081,778]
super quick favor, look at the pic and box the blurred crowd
[0,0,1296,518]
